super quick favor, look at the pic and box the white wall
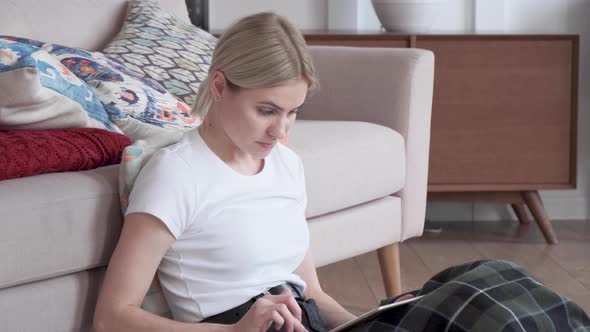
[209,0,473,32]
[208,0,327,31]
[434,0,473,33]
[208,0,590,221]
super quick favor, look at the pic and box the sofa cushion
[0,121,404,288]
[0,165,122,289]
[49,44,200,130]
[0,268,106,331]
[0,38,116,131]
[103,0,217,106]
[290,120,405,218]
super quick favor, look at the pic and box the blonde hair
[192,12,319,117]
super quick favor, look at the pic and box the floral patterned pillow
[0,38,117,132]
[48,44,200,130]
[102,0,217,106]
[1,36,201,131]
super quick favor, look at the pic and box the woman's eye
[258,109,275,116]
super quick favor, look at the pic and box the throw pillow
[103,0,217,106]
[0,128,131,180]
[47,43,201,130]
[0,38,117,132]
[118,117,186,213]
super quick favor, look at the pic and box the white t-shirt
[126,129,310,322]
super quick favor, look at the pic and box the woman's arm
[93,213,232,332]
[293,248,357,329]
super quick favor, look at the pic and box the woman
[94,11,359,332]
[94,11,590,332]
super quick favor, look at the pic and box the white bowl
[371,0,445,33]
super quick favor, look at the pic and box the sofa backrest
[0,0,190,51]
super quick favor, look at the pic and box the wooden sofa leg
[377,243,402,298]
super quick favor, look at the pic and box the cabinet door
[419,37,577,191]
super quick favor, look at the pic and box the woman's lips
[258,142,275,150]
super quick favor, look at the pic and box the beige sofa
[0,0,434,330]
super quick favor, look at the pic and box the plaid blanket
[352,260,590,332]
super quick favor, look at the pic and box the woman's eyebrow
[258,100,305,112]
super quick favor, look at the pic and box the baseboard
[536,193,589,220]
[426,202,473,222]
[426,192,589,222]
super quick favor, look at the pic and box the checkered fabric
[352,260,590,332]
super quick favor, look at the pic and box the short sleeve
[298,156,308,212]
[126,149,196,239]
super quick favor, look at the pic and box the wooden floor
[316,220,590,316]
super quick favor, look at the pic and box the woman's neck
[198,117,264,175]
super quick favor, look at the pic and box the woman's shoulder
[151,130,203,166]
[274,142,301,162]
[137,134,201,184]
[272,142,304,176]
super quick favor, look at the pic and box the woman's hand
[230,288,308,332]
[394,294,414,302]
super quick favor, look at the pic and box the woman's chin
[257,149,272,158]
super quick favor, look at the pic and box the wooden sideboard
[304,31,579,244]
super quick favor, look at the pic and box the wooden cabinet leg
[522,191,559,244]
[511,203,530,224]
[377,243,402,297]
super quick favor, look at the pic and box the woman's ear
[209,70,227,100]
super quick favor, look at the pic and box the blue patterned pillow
[103,0,217,106]
[47,44,200,129]
[0,38,117,131]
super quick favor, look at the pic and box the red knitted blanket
[0,128,131,180]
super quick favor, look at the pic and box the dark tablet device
[330,295,424,332]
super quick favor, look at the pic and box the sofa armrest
[302,46,435,241]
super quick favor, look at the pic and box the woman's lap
[346,260,590,332]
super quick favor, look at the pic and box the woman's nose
[268,116,289,140]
